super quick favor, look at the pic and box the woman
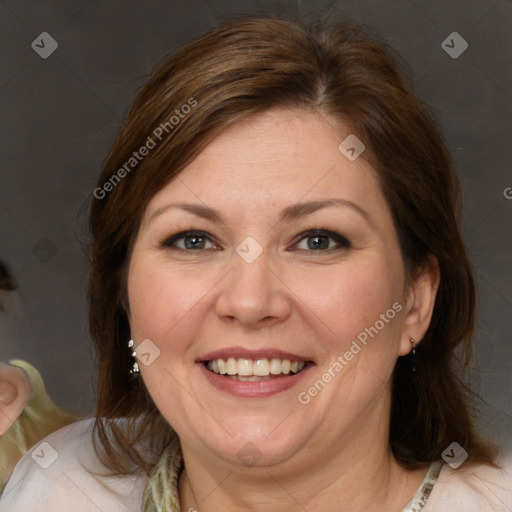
[1,15,510,512]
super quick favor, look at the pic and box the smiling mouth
[204,357,309,381]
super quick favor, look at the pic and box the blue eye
[161,229,351,253]
[162,231,217,250]
[294,230,351,251]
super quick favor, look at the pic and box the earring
[128,339,139,374]
[409,337,416,373]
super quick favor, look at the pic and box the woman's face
[128,108,415,468]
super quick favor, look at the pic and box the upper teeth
[207,358,306,376]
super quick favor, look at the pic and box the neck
[178,398,428,512]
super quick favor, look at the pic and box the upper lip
[197,347,313,363]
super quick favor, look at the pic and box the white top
[0,419,147,512]
[1,418,511,511]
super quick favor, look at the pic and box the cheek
[290,258,405,389]
[298,262,401,336]
[128,260,183,342]
[296,264,404,411]
[127,256,219,344]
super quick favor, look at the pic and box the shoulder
[424,451,512,511]
[0,418,149,512]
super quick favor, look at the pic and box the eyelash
[160,229,351,252]
[293,229,351,251]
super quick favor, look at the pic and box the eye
[161,231,219,251]
[293,229,351,252]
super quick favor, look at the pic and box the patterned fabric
[142,436,443,512]
[403,461,443,511]
[142,433,183,512]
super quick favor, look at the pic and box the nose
[215,247,291,329]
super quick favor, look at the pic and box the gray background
[0,1,510,447]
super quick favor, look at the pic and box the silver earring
[128,339,139,374]
[409,337,416,373]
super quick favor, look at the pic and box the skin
[1,290,31,436]
[127,108,440,511]
[0,363,30,435]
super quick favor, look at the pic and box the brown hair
[89,15,496,474]
[0,262,16,292]
[0,261,16,311]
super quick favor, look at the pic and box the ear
[0,363,31,435]
[398,256,440,356]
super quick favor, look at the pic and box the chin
[193,420,309,469]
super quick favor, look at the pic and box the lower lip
[198,362,314,398]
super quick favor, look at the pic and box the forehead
[145,108,388,220]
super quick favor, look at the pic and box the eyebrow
[147,199,372,227]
